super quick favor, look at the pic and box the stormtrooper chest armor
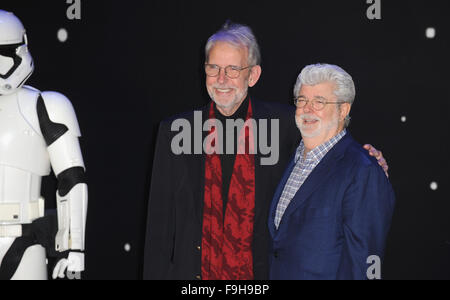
[0,89,50,225]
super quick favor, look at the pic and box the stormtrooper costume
[0,10,87,280]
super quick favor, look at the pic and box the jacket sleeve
[143,121,176,279]
[337,163,396,280]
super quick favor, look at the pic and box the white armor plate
[0,87,50,225]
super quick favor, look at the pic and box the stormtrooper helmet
[0,10,34,95]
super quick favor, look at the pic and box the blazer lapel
[252,99,266,234]
[191,104,210,226]
[268,153,297,238]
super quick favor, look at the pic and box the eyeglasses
[293,96,347,111]
[205,64,253,79]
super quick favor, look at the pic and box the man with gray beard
[269,64,395,280]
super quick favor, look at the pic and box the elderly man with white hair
[268,64,396,280]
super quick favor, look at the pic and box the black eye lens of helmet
[0,43,24,58]
[0,43,26,80]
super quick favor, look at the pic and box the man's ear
[248,65,262,87]
[340,103,351,121]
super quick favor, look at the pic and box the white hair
[294,64,356,127]
[205,21,261,66]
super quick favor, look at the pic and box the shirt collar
[295,129,347,163]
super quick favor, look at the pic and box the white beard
[207,79,249,113]
[296,112,340,138]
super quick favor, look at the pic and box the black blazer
[143,99,300,280]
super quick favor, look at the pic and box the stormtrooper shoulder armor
[34,89,85,177]
[37,91,82,145]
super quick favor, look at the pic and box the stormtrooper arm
[37,92,88,273]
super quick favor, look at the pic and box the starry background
[1,0,449,279]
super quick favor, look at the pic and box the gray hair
[205,21,261,66]
[294,64,356,127]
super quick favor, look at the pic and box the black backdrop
[1,0,449,280]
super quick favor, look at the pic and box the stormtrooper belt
[0,215,59,280]
[0,223,36,280]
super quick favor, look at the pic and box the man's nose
[302,102,314,113]
[217,68,227,84]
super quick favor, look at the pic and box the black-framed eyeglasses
[293,96,347,111]
[204,64,253,79]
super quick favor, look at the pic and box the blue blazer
[268,133,395,280]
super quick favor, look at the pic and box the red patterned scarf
[201,100,256,280]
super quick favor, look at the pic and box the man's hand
[52,252,85,280]
[363,144,389,177]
